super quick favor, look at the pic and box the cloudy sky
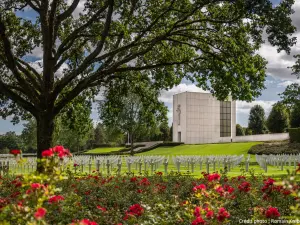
[1,0,300,134]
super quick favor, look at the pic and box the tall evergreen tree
[248,105,267,134]
[267,103,289,133]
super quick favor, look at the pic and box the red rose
[130,177,137,182]
[217,207,230,222]
[31,183,42,189]
[139,178,150,186]
[193,184,206,192]
[215,186,224,196]
[42,150,53,157]
[224,184,235,194]
[34,207,47,220]
[48,195,65,204]
[10,149,21,155]
[238,181,251,192]
[207,173,221,182]
[124,204,144,220]
[191,216,206,225]
[265,207,280,218]
[194,206,202,217]
[205,208,214,219]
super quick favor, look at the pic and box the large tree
[290,102,300,128]
[98,79,168,155]
[279,83,300,109]
[0,131,21,152]
[267,103,289,133]
[248,105,267,135]
[0,0,296,169]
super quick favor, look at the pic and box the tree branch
[24,0,40,13]
[0,80,38,117]
[0,15,40,102]
[53,0,114,98]
[16,58,42,83]
[55,1,110,60]
[56,0,80,22]
[104,57,204,73]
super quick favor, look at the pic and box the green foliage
[248,141,300,155]
[20,118,37,151]
[98,78,168,154]
[236,124,245,136]
[0,0,297,157]
[94,123,106,146]
[290,103,300,128]
[0,131,21,151]
[170,123,173,141]
[279,83,300,109]
[248,105,267,134]
[267,103,289,133]
[244,128,253,135]
[289,128,300,143]
[1,152,299,225]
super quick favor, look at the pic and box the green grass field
[139,142,261,157]
[80,142,300,178]
[85,147,123,153]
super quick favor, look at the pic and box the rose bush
[0,146,299,224]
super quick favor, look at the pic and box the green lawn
[139,142,262,158]
[136,142,299,178]
[50,142,298,178]
[85,147,123,153]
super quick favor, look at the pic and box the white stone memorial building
[173,92,236,144]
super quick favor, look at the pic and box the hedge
[248,141,300,155]
[289,128,300,143]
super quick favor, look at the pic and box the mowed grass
[70,142,299,178]
[138,142,299,177]
[86,147,123,153]
[139,142,262,158]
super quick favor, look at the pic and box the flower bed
[0,146,299,224]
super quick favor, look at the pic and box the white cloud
[277,79,300,87]
[28,60,69,79]
[29,46,43,58]
[236,100,277,116]
[257,2,300,81]
[159,83,209,104]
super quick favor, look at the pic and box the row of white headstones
[255,154,300,172]
[1,154,300,175]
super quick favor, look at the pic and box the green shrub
[289,128,300,143]
[248,141,300,155]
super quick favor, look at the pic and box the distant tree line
[236,82,300,136]
[0,120,173,154]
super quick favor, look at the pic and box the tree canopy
[248,105,267,135]
[267,103,289,133]
[279,83,300,109]
[0,0,297,163]
[236,124,245,136]
[98,79,168,154]
[290,102,300,128]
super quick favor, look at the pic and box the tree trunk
[130,133,134,156]
[36,113,55,172]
